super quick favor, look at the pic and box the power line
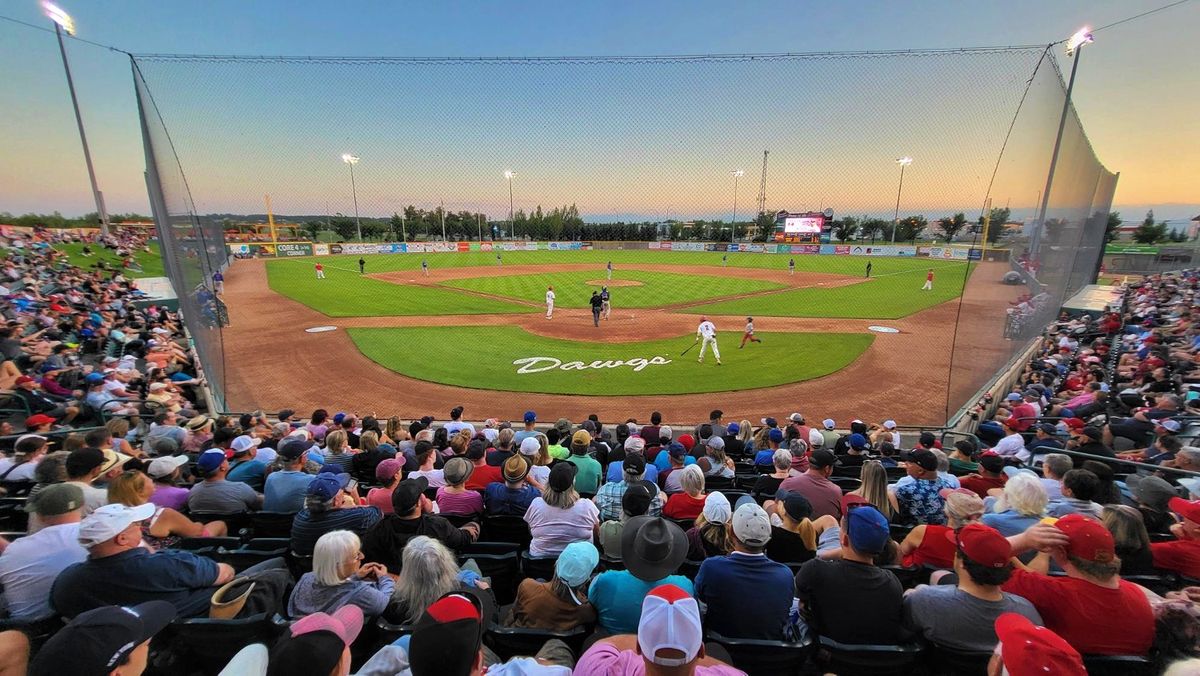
[1092,0,1192,34]
[0,13,130,54]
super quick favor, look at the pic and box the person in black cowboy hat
[587,516,691,634]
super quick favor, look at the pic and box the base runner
[696,315,722,365]
[545,285,555,319]
[740,316,762,348]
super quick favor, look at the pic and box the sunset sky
[2,1,1196,223]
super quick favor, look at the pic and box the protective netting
[130,47,1115,424]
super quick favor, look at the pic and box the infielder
[601,286,611,320]
[606,261,613,280]
[788,258,795,275]
[740,316,762,348]
[421,259,429,276]
[315,262,325,279]
[696,315,722,365]
[496,254,503,267]
[545,285,555,319]
[865,261,872,278]
[722,254,728,267]
[358,257,366,274]
[923,268,934,291]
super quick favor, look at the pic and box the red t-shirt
[464,463,503,491]
[662,493,706,521]
[902,524,955,569]
[959,474,1006,499]
[1151,539,1200,580]
[926,271,934,281]
[1002,569,1154,655]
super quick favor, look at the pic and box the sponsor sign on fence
[313,244,330,256]
[274,243,313,257]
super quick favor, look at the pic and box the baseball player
[923,268,934,291]
[788,258,795,275]
[590,291,603,327]
[421,259,429,277]
[601,286,611,320]
[496,253,503,267]
[606,261,613,280]
[740,316,762,349]
[865,261,873,278]
[358,257,366,274]
[315,262,325,279]
[545,285,555,319]
[722,253,728,267]
[696,315,722,365]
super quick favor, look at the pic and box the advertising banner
[835,245,851,255]
[745,244,766,253]
[546,241,583,250]
[274,242,313,257]
[1105,244,1160,255]
[789,245,821,254]
[968,248,983,261]
[672,242,706,252]
[456,242,470,252]
[479,242,493,252]
[313,244,330,256]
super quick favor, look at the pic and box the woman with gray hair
[982,471,1048,536]
[751,449,792,500]
[385,536,492,625]
[663,465,707,520]
[287,530,393,618]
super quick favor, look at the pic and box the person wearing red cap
[990,612,1086,676]
[902,524,1041,652]
[1001,513,1154,655]
[10,374,79,425]
[1153,498,1200,579]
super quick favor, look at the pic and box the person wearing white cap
[51,502,237,619]
[519,436,553,488]
[820,419,840,449]
[146,455,192,512]
[576,583,742,674]
[226,434,267,492]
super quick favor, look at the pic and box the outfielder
[696,315,722,365]
[601,286,611,320]
[923,268,934,291]
[740,316,762,348]
[606,261,613,280]
[315,262,325,279]
[545,285,555,319]
[421,259,429,276]
[788,258,795,275]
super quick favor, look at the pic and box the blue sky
[1,1,1197,222]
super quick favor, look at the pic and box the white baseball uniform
[696,320,721,363]
[545,289,555,319]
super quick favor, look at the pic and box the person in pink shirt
[367,458,403,515]
[436,458,484,518]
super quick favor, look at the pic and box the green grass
[264,258,534,317]
[54,242,165,278]
[684,263,971,319]
[440,270,785,308]
[347,326,873,395]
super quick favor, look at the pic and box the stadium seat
[0,480,36,498]
[1123,573,1181,596]
[0,615,65,654]
[486,625,591,661]
[925,644,993,675]
[831,477,862,493]
[705,630,812,676]
[667,517,695,532]
[250,511,298,539]
[0,498,28,532]
[598,554,625,571]
[460,542,522,606]
[189,511,253,536]
[171,536,242,552]
[815,635,925,676]
[1081,654,1156,676]
[678,559,703,580]
[159,613,287,675]
[480,515,532,548]
[520,550,557,582]
[704,476,735,490]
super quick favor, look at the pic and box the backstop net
[130,46,1116,424]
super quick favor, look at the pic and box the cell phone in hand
[346,479,358,492]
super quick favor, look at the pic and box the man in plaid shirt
[594,453,664,522]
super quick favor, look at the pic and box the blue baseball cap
[332,412,346,425]
[196,449,227,473]
[848,433,869,450]
[84,372,105,385]
[307,472,350,500]
[846,504,891,555]
[523,411,536,423]
[320,463,347,475]
[555,541,599,587]
[768,428,784,443]
[726,422,740,435]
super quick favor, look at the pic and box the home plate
[867,326,900,334]
[306,326,338,333]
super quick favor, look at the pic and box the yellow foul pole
[265,194,277,242]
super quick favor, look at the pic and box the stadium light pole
[891,157,913,245]
[341,154,361,241]
[44,2,110,238]
[730,169,744,243]
[1032,27,1093,259]
[504,170,516,240]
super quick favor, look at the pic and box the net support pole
[1032,44,1084,259]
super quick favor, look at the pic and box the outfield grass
[54,242,165,278]
[685,263,971,319]
[264,258,533,316]
[347,326,873,395]
[440,270,785,308]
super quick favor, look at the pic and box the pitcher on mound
[696,316,722,365]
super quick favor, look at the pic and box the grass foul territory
[347,326,873,395]
[54,242,165,278]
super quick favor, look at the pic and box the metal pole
[891,162,906,245]
[508,177,515,240]
[477,213,483,242]
[1033,45,1083,258]
[54,23,109,237]
[731,173,739,243]
[348,162,361,241]
[440,199,446,241]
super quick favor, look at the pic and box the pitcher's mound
[586,279,643,287]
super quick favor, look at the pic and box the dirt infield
[220,259,1022,426]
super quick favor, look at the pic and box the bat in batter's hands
[680,338,699,356]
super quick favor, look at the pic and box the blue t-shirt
[981,510,1043,538]
[263,470,315,513]
[651,451,696,473]
[588,571,695,634]
[51,548,219,618]
[695,552,794,640]
[483,483,540,516]
[227,459,267,492]
[753,449,777,466]
[606,461,659,484]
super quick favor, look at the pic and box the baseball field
[216,248,1025,425]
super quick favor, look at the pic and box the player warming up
[922,268,934,290]
[696,315,722,365]
[740,316,762,348]
[421,259,429,276]
[545,285,555,319]
[601,286,611,320]
[315,262,325,279]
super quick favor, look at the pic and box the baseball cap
[375,458,404,484]
[666,441,687,459]
[268,606,364,676]
[976,451,1005,473]
[66,447,106,477]
[1005,392,1022,401]
[306,472,350,500]
[523,410,536,423]
[788,413,804,424]
[677,434,695,452]
[392,477,429,514]
[196,449,227,473]
[768,428,784,443]
[761,417,778,428]
[146,455,189,480]
[1157,418,1182,433]
[781,492,813,522]
[706,436,725,451]
[1178,477,1200,499]
[809,448,840,469]
[571,430,591,449]
[1079,426,1103,441]
[882,419,897,430]
[822,418,836,430]
[1126,475,1177,511]
[622,481,655,517]
[726,422,740,434]
[848,433,869,450]
[732,503,772,547]
[320,462,347,475]
[442,457,473,486]
[555,541,599,587]
[278,409,296,421]
[502,455,530,483]
[409,593,484,676]
[78,502,156,547]
[845,504,890,554]
[332,412,346,425]
[658,425,673,440]
[1169,497,1200,524]
[24,413,56,429]
[993,612,1085,676]
[1055,513,1116,563]
[948,523,1011,568]
[519,437,540,456]
[278,437,309,461]
[230,434,262,456]
[25,483,84,516]
[28,601,177,676]
[901,448,938,471]
[623,452,646,477]
[625,436,646,453]
[702,491,732,524]
[84,372,105,384]
[548,462,576,492]
[638,584,703,667]
[808,428,825,448]
[1036,422,1058,435]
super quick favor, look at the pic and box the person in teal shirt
[588,517,693,633]
[565,431,603,495]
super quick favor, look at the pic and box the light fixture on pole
[731,169,745,243]
[891,156,913,245]
[341,154,361,241]
[504,170,516,240]
[43,2,110,237]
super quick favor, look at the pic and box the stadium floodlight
[44,1,111,237]
[1066,27,1093,56]
[341,154,362,241]
[504,170,516,239]
[891,157,912,245]
[730,170,745,243]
